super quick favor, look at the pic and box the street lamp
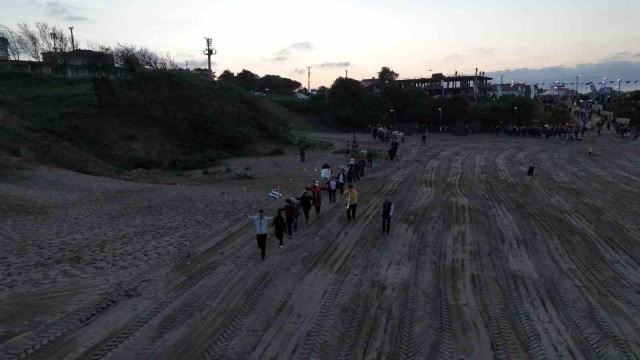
[438,107,442,132]
[514,106,518,123]
[576,74,581,99]
[617,79,622,102]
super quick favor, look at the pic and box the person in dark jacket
[279,199,296,239]
[366,150,373,168]
[337,171,346,194]
[272,210,287,248]
[292,199,301,232]
[296,192,314,224]
[381,199,394,234]
[299,144,305,162]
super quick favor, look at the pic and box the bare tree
[87,41,112,54]
[16,23,41,60]
[114,43,142,72]
[0,24,25,60]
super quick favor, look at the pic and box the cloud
[443,54,462,61]
[270,42,314,62]
[63,15,89,22]
[289,42,313,50]
[471,48,495,54]
[318,62,350,68]
[293,68,306,75]
[485,60,640,90]
[44,1,91,21]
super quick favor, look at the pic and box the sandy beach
[1,130,640,359]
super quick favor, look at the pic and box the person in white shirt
[246,210,274,260]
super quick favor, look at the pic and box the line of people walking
[247,140,397,260]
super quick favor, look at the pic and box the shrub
[269,148,285,156]
[167,154,218,171]
[233,172,254,180]
[298,137,334,151]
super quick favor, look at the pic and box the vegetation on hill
[0,70,291,174]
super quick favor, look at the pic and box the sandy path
[1,130,640,359]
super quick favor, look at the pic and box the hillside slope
[0,71,292,175]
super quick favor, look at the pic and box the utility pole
[345,69,348,79]
[202,37,217,76]
[69,27,75,51]
[474,67,478,101]
[307,66,312,91]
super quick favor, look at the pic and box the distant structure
[202,37,216,76]
[488,83,538,98]
[1,47,118,77]
[41,49,116,77]
[0,37,9,60]
[361,72,493,98]
[394,73,493,98]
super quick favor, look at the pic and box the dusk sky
[2,0,640,90]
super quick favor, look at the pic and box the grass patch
[297,136,334,151]
[233,172,254,180]
[268,147,285,156]
[166,154,219,171]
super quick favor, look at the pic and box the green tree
[218,69,235,82]
[378,66,399,89]
[328,77,386,128]
[257,74,301,95]
[235,69,259,91]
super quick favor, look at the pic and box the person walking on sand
[292,198,301,232]
[280,199,296,239]
[299,144,306,162]
[328,176,337,203]
[344,184,358,222]
[337,171,346,194]
[306,180,326,214]
[381,199,394,234]
[272,210,287,248]
[246,209,273,260]
[421,133,426,146]
[296,191,314,224]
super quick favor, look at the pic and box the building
[360,77,379,93]
[41,49,116,77]
[394,72,493,98]
[0,37,9,60]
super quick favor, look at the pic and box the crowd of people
[247,134,400,260]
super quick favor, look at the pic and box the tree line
[217,69,302,95]
[0,22,178,71]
